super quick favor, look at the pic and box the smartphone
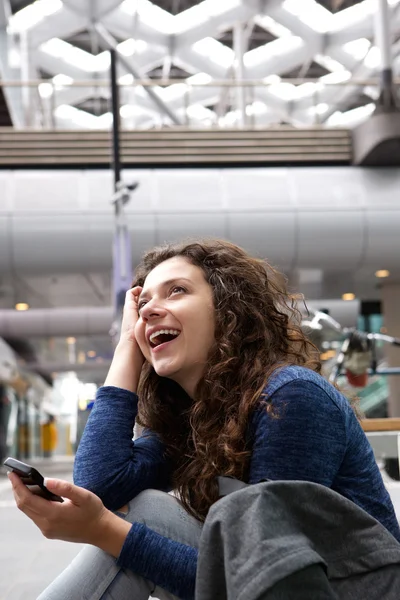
[3,457,64,503]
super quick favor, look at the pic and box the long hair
[133,238,320,520]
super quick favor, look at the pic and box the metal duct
[0,300,359,339]
[0,167,399,275]
[0,307,113,337]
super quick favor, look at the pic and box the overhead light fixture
[15,302,29,311]
[87,350,96,358]
[66,337,76,344]
[342,293,355,301]
[375,269,390,278]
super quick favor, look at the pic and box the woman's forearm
[104,339,143,393]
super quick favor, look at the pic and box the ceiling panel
[7,0,393,129]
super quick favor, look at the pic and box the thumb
[43,478,87,504]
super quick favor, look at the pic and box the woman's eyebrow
[139,277,192,302]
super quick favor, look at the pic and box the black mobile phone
[3,457,64,503]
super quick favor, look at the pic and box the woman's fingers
[43,478,90,506]
[119,286,144,345]
[8,472,109,544]
[8,472,54,519]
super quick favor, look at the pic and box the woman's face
[135,256,215,397]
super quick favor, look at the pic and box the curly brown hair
[133,238,320,521]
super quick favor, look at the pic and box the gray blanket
[195,480,400,600]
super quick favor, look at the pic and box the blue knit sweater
[74,366,400,600]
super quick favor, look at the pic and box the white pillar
[375,0,392,72]
[374,0,394,107]
[381,283,400,417]
[19,30,30,127]
[233,22,246,128]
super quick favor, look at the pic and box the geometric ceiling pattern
[1,0,400,131]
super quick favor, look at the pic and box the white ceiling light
[52,74,74,86]
[57,106,112,129]
[175,0,240,33]
[186,104,214,120]
[41,38,97,71]
[186,73,213,85]
[245,37,303,68]
[282,0,332,33]
[38,82,53,98]
[8,0,62,32]
[320,70,351,84]
[268,82,296,101]
[120,104,145,118]
[331,0,375,31]
[364,46,381,70]
[121,0,174,34]
[309,102,330,115]
[94,52,111,71]
[343,38,371,61]
[118,39,148,56]
[315,54,348,73]
[192,37,233,69]
[326,103,375,127]
[119,74,134,85]
[246,101,268,116]
[255,16,293,38]
[263,74,282,84]
[162,83,187,102]
[8,48,21,68]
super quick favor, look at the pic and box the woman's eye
[170,286,186,295]
[138,300,147,311]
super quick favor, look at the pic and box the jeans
[37,490,203,600]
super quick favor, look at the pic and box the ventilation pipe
[0,300,360,340]
[0,307,113,338]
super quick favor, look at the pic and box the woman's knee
[124,489,203,548]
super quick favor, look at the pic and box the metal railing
[0,78,399,131]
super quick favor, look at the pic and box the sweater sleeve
[74,385,199,599]
[74,386,172,511]
[248,380,347,486]
[117,523,198,600]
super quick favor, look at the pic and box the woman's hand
[8,473,131,556]
[119,286,143,346]
[104,286,146,392]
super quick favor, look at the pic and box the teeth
[149,329,180,343]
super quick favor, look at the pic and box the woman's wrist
[104,339,143,392]
[91,509,132,558]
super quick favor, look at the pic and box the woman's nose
[140,299,166,320]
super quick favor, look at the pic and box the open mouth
[149,329,181,350]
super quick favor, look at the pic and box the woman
[9,238,400,600]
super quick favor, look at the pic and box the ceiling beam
[94,22,182,124]
[46,47,166,109]
[103,9,170,48]
[0,29,25,127]
[174,2,257,50]
[0,0,11,29]
[29,5,88,48]
[327,3,400,47]
[257,0,323,51]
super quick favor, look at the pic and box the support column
[109,49,133,344]
[233,23,246,128]
[381,283,400,417]
[374,0,395,110]
[352,0,400,165]
[19,30,31,127]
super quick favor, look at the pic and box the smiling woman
[8,238,400,600]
